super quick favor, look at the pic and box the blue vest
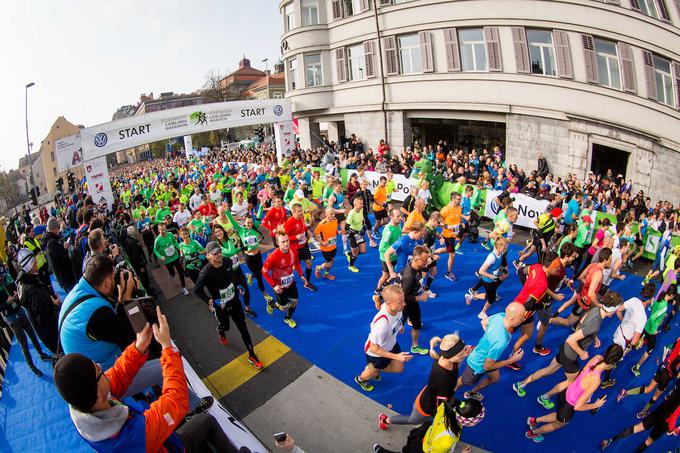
[59,277,121,369]
[481,251,502,283]
[331,192,344,210]
[82,402,184,453]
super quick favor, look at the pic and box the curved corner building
[279,0,680,200]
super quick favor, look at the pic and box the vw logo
[94,133,108,148]
[273,105,283,116]
[490,199,500,215]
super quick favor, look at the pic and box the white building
[279,0,680,201]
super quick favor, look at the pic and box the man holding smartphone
[194,241,263,369]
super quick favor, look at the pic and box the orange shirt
[440,204,462,238]
[404,210,425,233]
[373,185,387,211]
[314,218,338,251]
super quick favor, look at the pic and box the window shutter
[336,48,347,83]
[618,43,637,93]
[419,31,434,73]
[512,27,530,73]
[361,0,371,12]
[672,61,680,110]
[379,0,392,5]
[642,50,657,100]
[581,34,599,83]
[443,28,461,72]
[383,36,399,76]
[656,0,671,20]
[332,0,343,19]
[630,0,641,10]
[484,27,502,72]
[553,30,573,79]
[364,40,376,78]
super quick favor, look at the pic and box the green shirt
[132,206,146,221]
[155,207,172,224]
[322,186,334,206]
[346,209,364,231]
[225,211,262,253]
[574,221,591,248]
[644,299,668,334]
[379,223,402,262]
[179,240,205,270]
[154,233,180,264]
[312,179,325,199]
[219,238,241,269]
[386,181,396,199]
[558,236,573,257]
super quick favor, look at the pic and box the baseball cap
[582,215,593,223]
[551,208,563,218]
[205,241,221,256]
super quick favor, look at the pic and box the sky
[0,0,283,171]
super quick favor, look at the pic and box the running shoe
[512,260,521,270]
[631,364,641,377]
[427,290,437,299]
[218,335,229,346]
[468,288,478,296]
[600,439,612,451]
[480,241,490,250]
[372,294,382,310]
[641,275,650,286]
[244,306,258,318]
[496,294,502,301]
[345,251,352,264]
[537,394,554,410]
[600,379,616,389]
[410,346,428,355]
[525,430,544,443]
[477,311,488,320]
[314,265,321,279]
[323,272,336,280]
[304,282,318,292]
[266,303,274,315]
[463,391,484,401]
[185,396,215,420]
[284,318,297,329]
[506,362,522,371]
[355,375,374,392]
[181,287,189,296]
[526,416,538,430]
[636,409,649,419]
[377,413,389,430]
[532,345,551,356]
[264,294,274,305]
[513,382,527,397]
[246,273,253,286]
[616,389,627,403]
[444,272,458,282]
[348,265,360,273]
[465,294,473,306]
[248,356,263,369]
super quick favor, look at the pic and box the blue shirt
[390,234,423,272]
[466,313,511,374]
[564,199,580,225]
[461,196,472,217]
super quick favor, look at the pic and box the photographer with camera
[54,307,233,452]
[124,225,152,294]
[83,228,124,272]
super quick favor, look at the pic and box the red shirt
[580,263,603,307]
[262,207,287,235]
[546,258,565,291]
[284,216,308,250]
[262,248,303,288]
[514,264,547,310]
[197,202,218,217]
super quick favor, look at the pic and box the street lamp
[25,82,36,192]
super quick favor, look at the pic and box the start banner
[483,190,550,229]
[346,170,418,202]
[55,134,83,173]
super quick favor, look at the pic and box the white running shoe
[181,287,189,296]
[477,311,488,320]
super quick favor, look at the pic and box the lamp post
[25,82,36,191]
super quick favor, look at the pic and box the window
[392,0,410,3]
[288,58,297,90]
[301,0,319,26]
[347,44,366,80]
[51,151,55,161]
[285,4,295,31]
[638,0,659,18]
[273,92,284,99]
[458,28,487,71]
[398,34,422,74]
[653,55,674,106]
[342,0,361,15]
[594,39,621,89]
[527,30,557,76]
[53,168,57,177]
[305,54,323,87]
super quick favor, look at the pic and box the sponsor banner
[183,135,193,158]
[483,190,549,229]
[55,134,83,173]
[84,157,114,208]
[81,99,292,161]
[274,121,295,163]
[347,170,418,202]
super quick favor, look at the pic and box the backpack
[70,235,87,279]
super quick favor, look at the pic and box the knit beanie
[17,248,35,273]
[53,353,99,413]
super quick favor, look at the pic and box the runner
[525,345,623,443]
[465,238,510,320]
[384,222,427,285]
[313,207,339,281]
[516,208,560,265]
[178,227,205,284]
[212,224,256,318]
[403,198,427,235]
[345,196,369,273]
[153,222,188,296]
[327,181,348,252]
[261,196,287,243]
[440,192,465,282]
[355,285,412,392]
[262,229,309,328]
[421,212,447,298]
[373,209,404,309]
[630,285,674,377]
[401,245,435,355]
[284,203,317,291]
[455,302,527,401]
[193,241,262,369]
[371,176,389,242]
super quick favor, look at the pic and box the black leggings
[244,253,266,293]
[214,300,254,356]
[185,267,200,285]
[234,267,251,308]
[10,311,47,367]
[166,259,186,288]
[175,412,237,453]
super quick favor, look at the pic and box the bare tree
[202,68,252,103]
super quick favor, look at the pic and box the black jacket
[124,235,147,270]
[18,272,59,353]
[43,231,76,293]
[537,158,549,178]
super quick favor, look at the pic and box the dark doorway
[409,118,506,151]
[590,144,629,179]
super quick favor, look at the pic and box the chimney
[265,70,271,76]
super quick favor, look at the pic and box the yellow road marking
[202,335,290,397]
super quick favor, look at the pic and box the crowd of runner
[0,141,678,452]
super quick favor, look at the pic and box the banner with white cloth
[274,121,295,163]
[84,157,114,208]
[346,170,418,202]
[55,134,83,173]
[81,99,292,161]
[183,135,193,158]
[483,190,550,229]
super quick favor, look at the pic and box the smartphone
[135,296,158,326]
[125,300,148,333]
[273,432,287,443]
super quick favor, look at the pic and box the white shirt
[602,247,622,285]
[189,193,203,211]
[613,297,647,347]
[231,200,249,220]
[173,209,192,227]
[418,189,432,203]
[209,190,222,204]
[364,305,403,358]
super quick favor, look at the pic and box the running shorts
[556,389,575,423]
[275,282,299,308]
[402,301,422,330]
[297,244,312,262]
[374,208,388,221]
[642,404,672,441]
[444,237,457,254]
[366,343,400,370]
[643,332,657,353]
[653,367,672,392]
[536,307,551,326]
[381,260,391,274]
[322,249,337,263]
[336,213,346,223]
[556,344,581,374]
[459,364,486,387]
[348,229,366,248]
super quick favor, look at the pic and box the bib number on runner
[230,255,240,269]
[165,246,176,257]
[280,273,294,288]
[243,235,258,246]
[219,284,235,302]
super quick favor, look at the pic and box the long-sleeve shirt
[193,262,238,306]
[154,234,180,264]
[262,248,302,288]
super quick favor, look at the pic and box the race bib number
[230,255,240,269]
[280,273,294,288]
[243,235,259,246]
[165,246,176,257]
[297,232,307,244]
[327,237,336,246]
[219,284,235,302]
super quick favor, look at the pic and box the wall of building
[35,117,82,196]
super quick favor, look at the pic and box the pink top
[588,228,605,255]
[566,359,602,406]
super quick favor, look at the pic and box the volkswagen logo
[94,133,108,148]
[273,105,283,116]
[490,198,500,215]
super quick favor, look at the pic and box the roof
[247,72,286,92]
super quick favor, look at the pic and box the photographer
[54,308,233,452]
[124,225,152,294]
[43,216,77,293]
[83,228,123,272]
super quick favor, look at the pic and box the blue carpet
[253,238,680,453]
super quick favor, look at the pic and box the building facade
[279,0,680,201]
[33,116,83,197]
